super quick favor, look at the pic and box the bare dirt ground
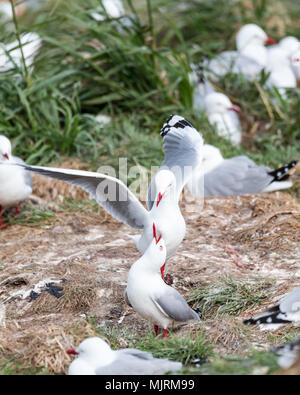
[0,173,300,374]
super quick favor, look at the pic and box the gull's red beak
[264,37,276,45]
[3,153,9,160]
[156,192,165,207]
[153,223,162,245]
[160,263,165,279]
[228,105,241,113]
[67,349,78,355]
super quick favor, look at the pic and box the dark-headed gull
[67,337,182,375]
[244,284,300,329]
[207,24,275,81]
[5,116,203,258]
[125,227,200,337]
[0,136,32,225]
[187,144,298,197]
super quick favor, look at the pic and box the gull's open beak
[67,349,78,355]
[156,192,165,207]
[3,153,9,160]
[264,37,276,45]
[153,223,162,244]
[228,105,241,113]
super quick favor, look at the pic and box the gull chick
[126,227,200,337]
[67,337,182,375]
[0,135,32,225]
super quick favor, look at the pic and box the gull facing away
[244,284,300,330]
[125,229,200,337]
[67,337,182,375]
[187,144,298,197]
[147,115,203,210]
[206,24,275,81]
[5,115,203,259]
[0,136,32,225]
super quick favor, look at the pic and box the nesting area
[1,177,299,374]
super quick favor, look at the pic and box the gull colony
[0,18,299,374]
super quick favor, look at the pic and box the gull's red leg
[154,325,159,336]
[15,205,19,216]
[0,205,5,227]
[163,329,168,338]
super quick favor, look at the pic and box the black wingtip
[268,160,298,182]
[243,318,257,325]
[192,307,202,318]
[160,115,195,137]
[243,314,292,326]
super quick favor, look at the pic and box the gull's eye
[159,245,163,251]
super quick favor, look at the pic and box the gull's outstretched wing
[147,115,203,209]
[9,163,149,230]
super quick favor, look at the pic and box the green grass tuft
[194,350,279,375]
[133,330,213,365]
[0,354,49,375]
[188,276,275,319]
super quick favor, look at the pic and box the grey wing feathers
[204,156,273,196]
[12,163,148,230]
[147,115,203,210]
[117,348,154,360]
[12,156,33,188]
[280,285,300,313]
[96,353,182,375]
[154,288,200,322]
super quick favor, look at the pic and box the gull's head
[0,135,12,163]
[204,92,241,115]
[154,169,177,207]
[67,337,114,367]
[236,24,274,51]
[202,144,224,173]
[145,223,167,272]
[279,36,300,57]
